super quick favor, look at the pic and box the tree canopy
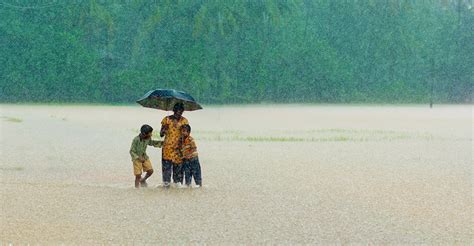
[1,0,472,104]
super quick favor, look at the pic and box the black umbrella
[136,89,203,111]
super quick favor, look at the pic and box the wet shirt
[161,116,189,164]
[130,136,162,161]
[180,136,198,160]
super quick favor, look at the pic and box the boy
[180,124,202,187]
[130,124,163,188]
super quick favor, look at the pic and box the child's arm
[160,125,168,137]
[148,139,163,148]
[160,117,169,137]
[176,137,184,159]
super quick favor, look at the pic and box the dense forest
[1,0,472,104]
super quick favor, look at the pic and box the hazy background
[0,0,472,104]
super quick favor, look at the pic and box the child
[130,124,163,188]
[180,124,202,187]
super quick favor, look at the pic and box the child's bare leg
[135,175,141,188]
[141,169,153,181]
[140,169,153,186]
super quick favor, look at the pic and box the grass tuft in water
[0,166,24,171]
[0,116,23,123]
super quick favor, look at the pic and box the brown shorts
[133,159,153,176]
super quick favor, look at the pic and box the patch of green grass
[133,128,435,143]
[245,136,306,142]
[0,116,23,123]
[196,132,436,142]
[287,128,403,135]
[197,135,364,142]
[0,166,24,171]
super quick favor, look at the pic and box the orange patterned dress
[161,116,189,164]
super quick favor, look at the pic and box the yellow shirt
[161,116,189,164]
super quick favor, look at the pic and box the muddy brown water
[0,105,472,244]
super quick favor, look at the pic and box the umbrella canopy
[136,89,203,111]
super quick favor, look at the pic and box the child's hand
[138,157,146,162]
[155,141,163,148]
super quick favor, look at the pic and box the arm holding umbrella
[160,124,169,137]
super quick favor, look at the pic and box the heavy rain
[0,0,472,244]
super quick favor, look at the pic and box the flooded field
[0,104,472,244]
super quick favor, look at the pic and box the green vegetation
[1,116,23,123]
[192,128,435,142]
[1,1,472,104]
[0,166,24,171]
[132,127,438,142]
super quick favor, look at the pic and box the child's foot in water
[140,180,148,188]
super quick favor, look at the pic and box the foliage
[0,0,472,104]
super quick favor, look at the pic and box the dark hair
[173,102,184,112]
[140,124,153,135]
[181,124,191,133]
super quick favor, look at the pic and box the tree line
[1,0,472,104]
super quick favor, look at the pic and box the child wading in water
[130,124,163,188]
[180,124,202,187]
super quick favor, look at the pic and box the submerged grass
[0,116,23,123]
[127,128,435,142]
[0,166,24,171]
[198,135,428,142]
[243,136,353,142]
[194,129,435,142]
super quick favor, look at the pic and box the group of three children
[129,103,202,188]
